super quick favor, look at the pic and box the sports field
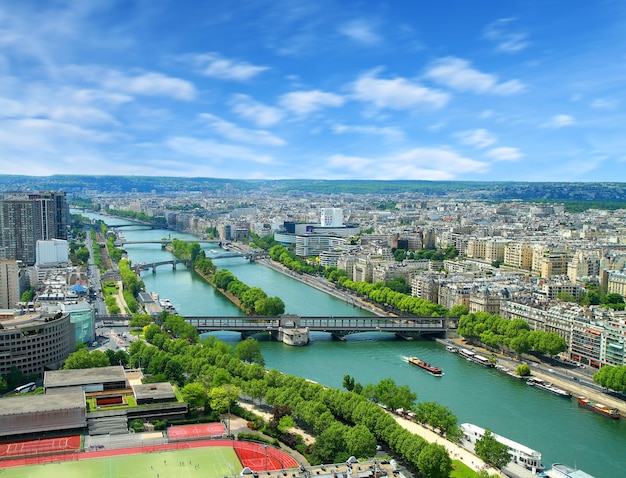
[0,446,242,478]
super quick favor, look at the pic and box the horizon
[2,1,625,182]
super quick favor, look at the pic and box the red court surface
[0,435,81,458]
[0,438,300,471]
[167,422,226,440]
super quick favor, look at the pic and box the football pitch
[0,446,242,478]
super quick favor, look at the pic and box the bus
[14,382,37,394]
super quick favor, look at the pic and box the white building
[321,208,343,227]
[36,239,69,265]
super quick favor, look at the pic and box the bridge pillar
[152,263,157,273]
[172,261,176,270]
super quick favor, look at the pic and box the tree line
[457,312,567,358]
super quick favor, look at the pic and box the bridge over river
[183,315,458,342]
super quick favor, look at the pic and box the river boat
[461,423,544,472]
[495,364,527,381]
[408,357,443,376]
[577,397,620,419]
[459,348,495,368]
[526,377,572,398]
[543,463,596,478]
[445,345,458,353]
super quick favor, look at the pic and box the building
[0,310,75,378]
[321,208,343,227]
[36,238,69,265]
[0,191,69,266]
[0,259,21,309]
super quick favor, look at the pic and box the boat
[458,348,495,368]
[495,364,527,381]
[544,462,596,478]
[526,377,572,398]
[445,345,458,353]
[461,423,544,472]
[577,397,620,419]
[408,357,443,376]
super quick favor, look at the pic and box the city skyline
[1,1,625,182]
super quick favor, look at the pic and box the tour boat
[526,377,572,398]
[408,357,443,376]
[577,397,620,419]
[458,348,495,367]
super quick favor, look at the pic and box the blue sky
[2,1,626,181]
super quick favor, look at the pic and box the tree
[343,374,355,392]
[475,429,511,470]
[181,382,208,409]
[344,424,377,458]
[516,363,531,377]
[235,338,265,366]
[208,385,241,413]
[63,349,110,369]
[416,443,452,478]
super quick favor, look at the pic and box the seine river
[79,213,626,478]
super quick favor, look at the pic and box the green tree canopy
[475,429,511,470]
[234,338,265,366]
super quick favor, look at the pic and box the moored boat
[577,397,620,419]
[408,356,443,376]
[526,377,572,398]
[459,348,495,368]
[445,345,458,353]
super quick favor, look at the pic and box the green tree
[208,385,241,413]
[344,424,377,458]
[416,443,452,478]
[343,374,355,392]
[63,349,111,369]
[475,429,511,470]
[234,338,265,366]
[516,363,531,377]
[181,382,208,409]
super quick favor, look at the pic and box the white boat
[526,377,572,398]
[459,348,495,367]
[461,423,544,472]
[445,345,458,353]
[544,463,595,478]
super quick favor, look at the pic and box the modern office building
[0,191,69,266]
[0,259,21,309]
[0,310,75,377]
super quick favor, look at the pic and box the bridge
[132,259,191,273]
[183,315,457,341]
[114,239,220,246]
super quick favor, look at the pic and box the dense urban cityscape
[0,177,625,478]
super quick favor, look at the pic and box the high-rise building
[320,208,343,227]
[0,260,20,309]
[0,191,69,265]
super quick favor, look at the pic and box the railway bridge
[183,315,458,342]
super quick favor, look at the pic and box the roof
[0,390,85,416]
[133,382,176,401]
[44,366,127,389]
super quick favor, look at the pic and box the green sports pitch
[0,446,242,478]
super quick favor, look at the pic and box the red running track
[0,439,299,471]
[167,422,225,440]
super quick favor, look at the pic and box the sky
[1,0,626,182]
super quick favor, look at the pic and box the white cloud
[279,90,344,115]
[424,57,526,95]
[199,113,286,146]
[166,136,274,164]
[455,129,496,149]
[352,69,449,110]
[101,71,196,100]
[229,94,284,127]
[591,98,619,109]
[543,114,575,128]
[332,123,404,141]
[339,20,381,45]
[484,18,530,53]
[188,52,269,81]
[485,146,523,161]
[326,147,487,180]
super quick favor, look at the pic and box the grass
[450,459,487,478]
[0,446,242,478]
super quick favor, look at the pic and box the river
[77,212,626,478]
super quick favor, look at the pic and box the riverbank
[445,337,626,417]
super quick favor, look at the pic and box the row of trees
[104,207,168,225]
[336,276,450,317]
[593,364,626,392]
[457,312,567,357]
[118,259,144,314]
[213,269,285,316]
[268,244,325,275]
